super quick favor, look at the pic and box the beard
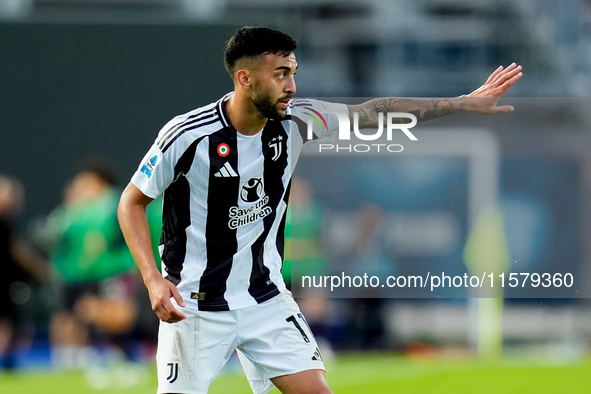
[252,85,289,121]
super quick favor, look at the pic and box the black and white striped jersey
[131,93,347,311]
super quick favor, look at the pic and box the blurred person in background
[0,175,48,372]
[42,159,141,368]
[342,204,395,350]
[284,177,328,288]
[284,177,334,358]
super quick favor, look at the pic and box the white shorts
[156,291,325,394]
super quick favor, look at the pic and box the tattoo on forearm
[376,97,464,122]
[356,108,371,126]
[375,98,387,113]
[353,96,466,128]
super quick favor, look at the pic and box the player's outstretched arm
[348,63,523,126]
[118,183,186,323]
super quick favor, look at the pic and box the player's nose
[285,75,296,94]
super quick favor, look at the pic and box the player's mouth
[277,97,291,109]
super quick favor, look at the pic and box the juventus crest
[166,362,179,383]
[268,135,283,161]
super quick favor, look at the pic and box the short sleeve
[130,125,191,199]
[289,99,349,143]
[130,144,168,199]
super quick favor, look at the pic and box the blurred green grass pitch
[1,354,589,393]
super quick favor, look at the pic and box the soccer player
[118,26,522,394]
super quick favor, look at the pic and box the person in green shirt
[283,177,328,288]
[45,160,161,368]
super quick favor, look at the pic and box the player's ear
[235,69,252,89]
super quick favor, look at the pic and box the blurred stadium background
[1,0,591,392]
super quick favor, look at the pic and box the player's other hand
[465,63,523,114]
[146,276,187,323]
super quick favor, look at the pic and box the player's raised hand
[146,275,187,323]
[465,63,523,114]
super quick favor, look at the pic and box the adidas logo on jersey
[214,162,238,178]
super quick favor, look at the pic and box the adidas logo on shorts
[312,347,323,361]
